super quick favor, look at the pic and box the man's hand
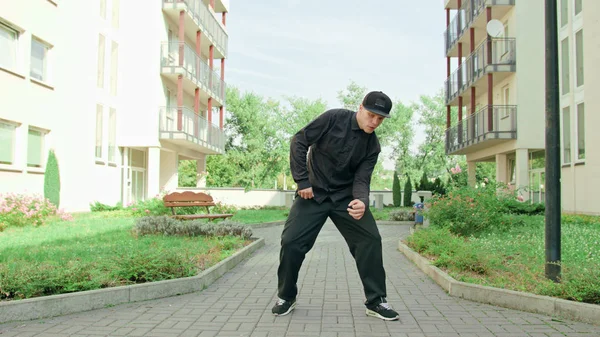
[347,199,366,220]
[298,187,314,199]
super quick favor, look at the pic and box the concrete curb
[0,237,265,324]
[398,240,600,326]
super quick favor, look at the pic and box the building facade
[0,0,229,212]
[443,0,598,214]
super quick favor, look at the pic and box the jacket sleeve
[290,110,334,190]
[352,138,381,206]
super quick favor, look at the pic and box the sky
[224,0,448,167]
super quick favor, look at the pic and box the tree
[336,80,367,110]
[178,160,198,187]
[43,149,60,208]
[403,175,413,207]
[392,171,401,207]
[206,87,287,189]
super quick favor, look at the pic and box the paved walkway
[1,222,600,337]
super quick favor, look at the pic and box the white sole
[366,309,399,321]
[273,302,296,316]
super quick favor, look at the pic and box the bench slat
[173,214,233,220]
[164,201,215,207]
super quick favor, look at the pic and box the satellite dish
[486,19,504,37]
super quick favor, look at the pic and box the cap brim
[364,107,390,118]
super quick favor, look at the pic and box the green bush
[392,171,401,207]
[403,176,413,207]
[388,209,415,221]
[502,199,545,215]
[425,183,522,236]
[43,149,61,208]
[90,201,123,212]
[134,216,253,239]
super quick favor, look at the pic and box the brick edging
[0,238,265,324]
[398,240,600,326]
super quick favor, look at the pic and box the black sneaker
[272,298,296,316]
[366,301,399,321]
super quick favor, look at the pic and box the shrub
[0,193,72,230]
[90,201,123,212]
[425,183,519,236]
[388,209,415,222]
[43,149,61,208]
[403,176,413,207]
[134,216,252,239]
[392,171,401,207]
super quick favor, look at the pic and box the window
[110,41,118,96]
[95,104,103,159]
[576,103,585,161]
[112,0,120,29]
[27,128,44,168]
[0,22,18,71]
[0,121,16,165]
[108,107,116,162]
[560,0,568,27]
[30,38,50,82]
[97,34,105,88]
[100,0,106,19]
[575,30,584,87]
[562,106,571,164]
[574,0,582,15]
[560,38,570,95]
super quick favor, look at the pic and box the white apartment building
[442,0,599,215]
[0,0,229,212]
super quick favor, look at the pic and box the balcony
[445,38,516,106]
[162,0,228,59]
[160,42,226,106]
[159,106,225,154]
[446,105,517,155]
[444,0,514,57]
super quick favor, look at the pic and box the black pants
[276,195,387,306]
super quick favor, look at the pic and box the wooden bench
[163,191,233,221]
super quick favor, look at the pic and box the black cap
[362,91,392,118]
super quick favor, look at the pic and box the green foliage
[425,183,530,237]
[416,171,433,191]
[388,209,415,221]
[403,175,413,207]
[392,171,401,207]
[336,80,367,110]
[0,214,249,300]
[405,214,600,305]
[43,149,61,208]
[178,160,198,187]
[134,216,252,239]
[503,199,545,215]
[431,177,446,196]
[90,201,123,212]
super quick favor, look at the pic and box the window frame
[30,36,51,83]
[0,120,18,167]
[575,102,585,162]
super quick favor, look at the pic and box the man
[272,91,399,321]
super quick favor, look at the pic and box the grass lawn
[0,211,250,301]
[405,214,600,305]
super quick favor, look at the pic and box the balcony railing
[445,105,517,154]
[444,0,515,55]
[160,42,226,104]
[159,106,225,152]
[445,38,516,104]
[163,0,228,57]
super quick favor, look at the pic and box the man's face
[357,105,385,134]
